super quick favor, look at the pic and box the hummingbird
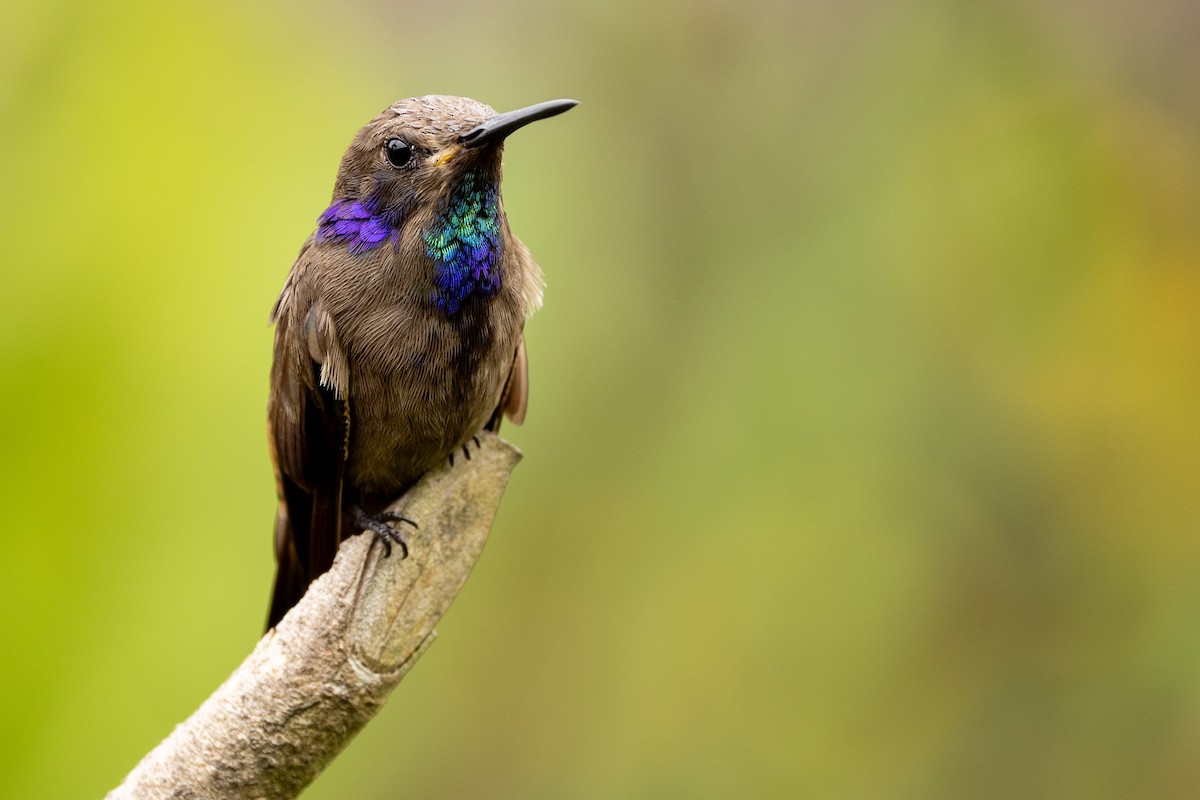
[265,95,576,630]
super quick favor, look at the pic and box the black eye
[385,138,413,168]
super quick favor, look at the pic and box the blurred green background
[3,0,1200,797]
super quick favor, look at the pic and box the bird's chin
[431,141,501,172]
[433,144,463,168]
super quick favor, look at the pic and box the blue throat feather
[423,171,502,315]
[315,171,502,316]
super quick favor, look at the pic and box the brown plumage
[265,95,575,629]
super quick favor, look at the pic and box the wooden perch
[108,432,522,800]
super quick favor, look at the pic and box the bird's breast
[340,292,519,495]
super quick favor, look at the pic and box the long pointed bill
[459,99,578,149]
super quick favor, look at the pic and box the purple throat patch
[315,199,396,254]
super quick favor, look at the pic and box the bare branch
[108,432,522,800]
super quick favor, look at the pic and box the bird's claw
[354,507,417,559]
[448,435,483,467]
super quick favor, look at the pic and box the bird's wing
[503,334,528,424]
[265,247,351,630]
[488,333,528,432]
[497,231,539,428]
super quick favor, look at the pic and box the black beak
[459,99,578,149]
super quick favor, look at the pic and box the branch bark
[108,432,522,800]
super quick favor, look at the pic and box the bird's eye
[385,138,413,168]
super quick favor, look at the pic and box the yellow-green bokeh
[3,1,1200,797]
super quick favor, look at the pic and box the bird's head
[315,96,575,313]
[327,95,576,223]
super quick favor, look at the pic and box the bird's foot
[447,435,483,467]
[354,506,418,559]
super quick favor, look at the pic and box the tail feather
[266,513,307,629]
